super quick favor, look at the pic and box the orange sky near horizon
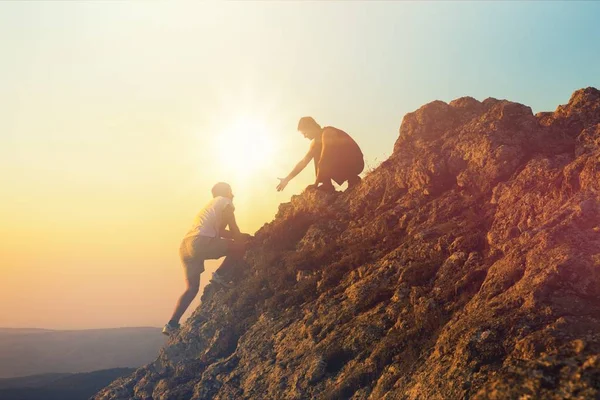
[0,91,335,328]
[0,3,396,329]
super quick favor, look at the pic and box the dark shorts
[179,235,231,279]
[318,128,364,185]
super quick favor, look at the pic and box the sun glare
[213,117,277,179]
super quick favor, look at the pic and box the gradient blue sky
[1,2,599,329]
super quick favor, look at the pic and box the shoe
[316,183,335,192]
[162,322,180,336]
[347,175,362,190]
[211,272,233,288]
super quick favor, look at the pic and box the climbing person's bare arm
[277,146,315,191]
[219,204,241,239]
[220,204,251,241]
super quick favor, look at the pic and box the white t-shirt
[185,196,233,239]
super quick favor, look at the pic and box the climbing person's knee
[185,284,200,296]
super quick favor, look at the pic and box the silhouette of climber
[163,182,251,336]
[276,117,364,192]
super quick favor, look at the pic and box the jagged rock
[94,88,600,400]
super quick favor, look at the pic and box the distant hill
[0,373,71,389]
[0,328,54,334]
[0,327,165,378]
[0,368,134,400]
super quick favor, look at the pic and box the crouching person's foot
[347,175,362,190]
[211,272,234,288]
[162,321,180,336]
[316,182,335,193]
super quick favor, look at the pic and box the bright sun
[214,117,277,178]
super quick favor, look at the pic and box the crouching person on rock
[276,116,364,193]
[163,182,252,336]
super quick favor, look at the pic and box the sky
[1,2,599,330]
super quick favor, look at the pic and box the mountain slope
[95,88,600,400]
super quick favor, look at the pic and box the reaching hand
[276,177,289,192]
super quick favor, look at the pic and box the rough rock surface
[94,88,600,400]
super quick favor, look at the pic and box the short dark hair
[297,116,321,132]
[211,182,231,197]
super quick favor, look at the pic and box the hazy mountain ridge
[95,88,600,399]
[0,372,71,389]
[0,327,165,378]
[0,368,134,400]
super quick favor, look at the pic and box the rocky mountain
[95,88,600,399]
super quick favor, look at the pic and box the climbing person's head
[212,182,233,200]
[297,116,322,140]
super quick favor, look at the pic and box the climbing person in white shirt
[163,182,251,336]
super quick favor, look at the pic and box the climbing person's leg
[322,150,363,190]
[345,155,365,190]
[316,133,339,192]
[314,158,335,191]
[164,236,206,334]
[168,259,202,325]
[347,175,362,189]
[318,127,364,191]
[213,238,247,284]
[315,176,335,192]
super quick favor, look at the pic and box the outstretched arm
[277,147,314,191]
